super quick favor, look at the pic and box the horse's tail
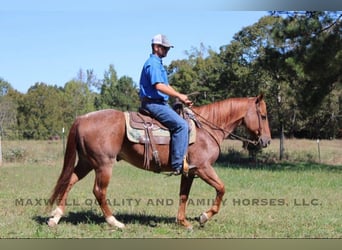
[48,119,79,208]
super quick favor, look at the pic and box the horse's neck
[194,98,248,139]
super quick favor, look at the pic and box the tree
[96,64,140,111]
[269,11,342,138]
[169,44,225,105]
[58,69,98,132]
[0,80,16,135]
[221,12,342,139]
[0,79,17,165]
[63,79,95,119]
[0,95,17,136]
[96,64,118,109]
[15,83,64,139]
[167,11,341,142]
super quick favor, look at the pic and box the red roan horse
[48,94,271,230]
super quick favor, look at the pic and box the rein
[228,132,260,146]
[228,100,264,146]
[187,108,225,151]
[188,102,262,147]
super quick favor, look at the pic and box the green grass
[0,139,341,238]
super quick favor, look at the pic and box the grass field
[0,139,341,238]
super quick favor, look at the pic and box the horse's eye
[261,115,267,120]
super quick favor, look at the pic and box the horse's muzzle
[259,135,271,148]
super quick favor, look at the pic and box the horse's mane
[192,98,252,127]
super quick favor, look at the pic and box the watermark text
[14,197,322,207]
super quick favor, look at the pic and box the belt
[141,97,168,104]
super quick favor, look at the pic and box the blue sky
[0,1,273,93]
[1,1,340,93]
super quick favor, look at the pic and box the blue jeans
[141,101,189,170]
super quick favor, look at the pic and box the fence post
[317,139,321,163]
[0,134,2,166]
[62,127,65,155]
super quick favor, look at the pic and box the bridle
[188,98,266,147]
[229,101,267,148]
[255,101,268,136]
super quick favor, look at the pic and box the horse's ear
[256,93,264,104]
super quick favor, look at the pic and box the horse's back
[74,109,126,157]
[77,109,125,129]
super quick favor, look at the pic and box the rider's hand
[178,94,193,107]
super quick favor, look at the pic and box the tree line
[0,11,341,140]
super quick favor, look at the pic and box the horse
[47,94,271,230]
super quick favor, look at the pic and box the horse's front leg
[196,166,225,226]
[176,174,195,230]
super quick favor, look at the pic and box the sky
[2,0,339,93]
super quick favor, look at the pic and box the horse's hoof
[106,216,125,229]
[176,218,193,230]
[47,218,57,227]
[115,221,125,229]
[199,212,209,226]
[149,220,157,227]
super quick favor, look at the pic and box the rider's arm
[155,83,193,107]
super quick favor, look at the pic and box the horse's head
[243,94,271,148]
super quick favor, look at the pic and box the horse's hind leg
[93,164,125,229]
[196,165,225,226]
[48,159,92,227]
[177,175,195,230]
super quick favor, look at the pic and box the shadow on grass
[33,210,191,227]
[217,150,342,172]
[33,210,105,226]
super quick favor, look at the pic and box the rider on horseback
[139,34,193,175]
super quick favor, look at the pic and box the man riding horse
[47,34,271,230]
[139,34,193,175]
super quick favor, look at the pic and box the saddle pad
[124,112,196,145]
